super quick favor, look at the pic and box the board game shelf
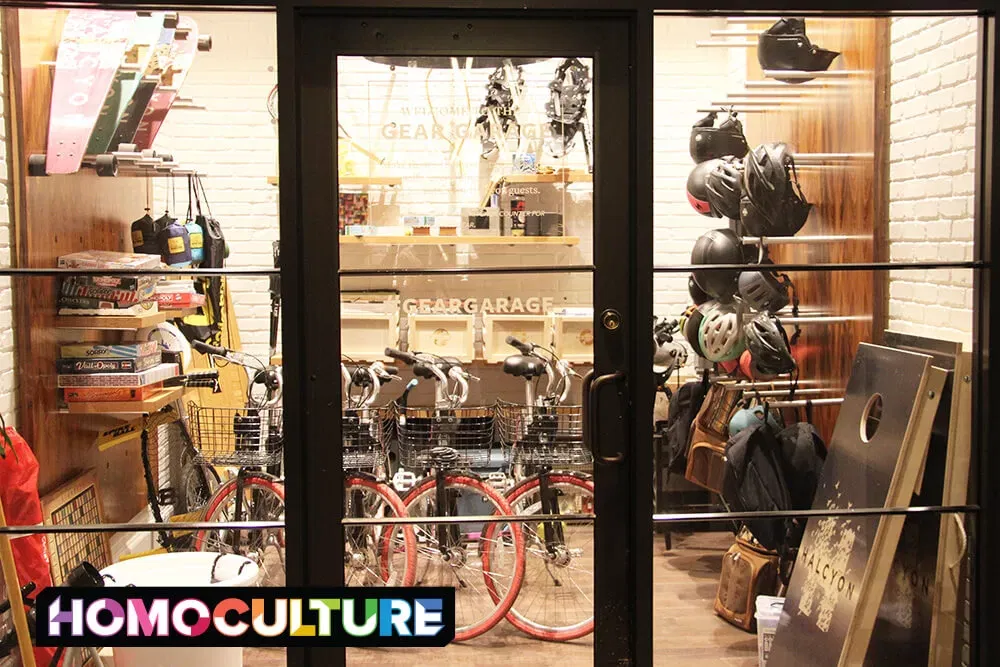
[64,386,186,415]
[55,311,167,330]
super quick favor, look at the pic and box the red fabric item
[0,426,58,665]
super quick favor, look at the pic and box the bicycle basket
[395,404,495,468]
[496,400,592,466]
[342,406,393,471]
[187,402,283,466]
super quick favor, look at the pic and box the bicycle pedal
[157,488,177,506]
[486,472,509,491]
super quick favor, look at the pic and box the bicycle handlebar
[192,340,227,357]
[385,347,420,365]
[505,335,533,355]
[163,369,219,388]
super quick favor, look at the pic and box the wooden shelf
[55,311,167,330]
[340,235,580,246]
[267,175,403,187]
[162,307,200,319]
[65,386,185,415]
[503,171,593,184]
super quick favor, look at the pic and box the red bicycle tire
[485,472,595,641]
[192,473,285,551]
[345,474,418,587]
[402,474,525,642]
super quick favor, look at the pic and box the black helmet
[690,110,749,163]
[738,261,791,313]
[682,303,708,358]
[689,274,711,305]
[706,156,743,220]
[757,18,840,84]
[686,159,723,217]
[744,312,797,376]
[691,228,750,301]
[742,143,812,236]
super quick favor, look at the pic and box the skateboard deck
[85,12,165,156]
[108,22,176,150]
[132,17,203,150]
[45,10,135,174]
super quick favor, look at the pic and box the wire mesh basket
[496,400,592,466]
[342,406,393,471]
[187,402,283,467]
[395,404,496,468]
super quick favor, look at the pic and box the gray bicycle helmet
[706,156,743,220]
[690,110,749,163]
[738,261,791,313]
[744,312,796,376]
[758,18,840,84]
[698,301,746,363]
[742,143,812,236]
[691,228,750,301]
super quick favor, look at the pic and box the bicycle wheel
[179,442,220,513]
[344,475,417,587]
[401,474,525,642]
[192,473,285,586]
[485,472,594,641]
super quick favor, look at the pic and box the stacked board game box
[155,280,207,310]
[57,342,170,403]
[56,251,162,317]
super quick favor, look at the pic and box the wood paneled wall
[742,18,886,441]
[6,9,150,522]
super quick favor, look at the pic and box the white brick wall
[0,26,17,426]
[146,14,732,362]
[888,16,978,346]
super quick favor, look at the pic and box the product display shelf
[54,311,168,330]
[339,235,580,246]
[64,386,186,415]
[267,175,403,187]
[502,170,593,184]
[162,307,201,319]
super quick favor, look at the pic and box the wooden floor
[243,532,759,666]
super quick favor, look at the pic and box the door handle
[582,370,626,464]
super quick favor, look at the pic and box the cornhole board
[768,343,946,667]
[862,333,972,667]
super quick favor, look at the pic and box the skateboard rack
[29,146,199,178]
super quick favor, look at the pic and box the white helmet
[698,301,746,362]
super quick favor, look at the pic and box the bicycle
[386,347,525,642]
[491,335,595,641]
[95,369,223,555]
[341,358,417,587]
[188,341,286,587]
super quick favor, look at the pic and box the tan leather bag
[714,531,780,632]
[684,383,740,492]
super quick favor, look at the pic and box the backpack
[722,420,826,553]
[181,175,226,344]
[721,421,793,552]
[662,375,709,474]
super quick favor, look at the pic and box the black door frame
[279,8,653,666]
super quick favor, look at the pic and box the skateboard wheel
[27,154,48,176]
[119,143,138,154]
[198,35,213,52]
[95,154,119,177]
[163,12,179,29]
[158,154,174,162]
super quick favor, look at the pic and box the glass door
[287,11,645,666]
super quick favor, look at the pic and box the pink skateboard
[34,10,136,175]
[131,16,211,151]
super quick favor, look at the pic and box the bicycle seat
[502,354,547,379]
[427,446,460,465]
